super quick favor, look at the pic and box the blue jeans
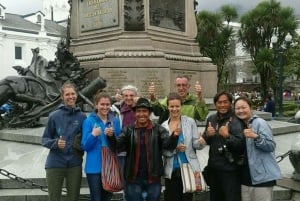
[86,173,113,201]
[125,179,161,201]
[117,155,126,201]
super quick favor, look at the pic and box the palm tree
[196,5,237,91]
[238,0,297,99]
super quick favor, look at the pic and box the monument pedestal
[69,0,217,98]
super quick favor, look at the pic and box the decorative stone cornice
[77,51,212,63]
[164,54,211,62]
[105,51,164,58]
[77,54,105,61]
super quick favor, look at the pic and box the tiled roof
[0,12,66,36]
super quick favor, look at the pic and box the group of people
[41,74,281,201]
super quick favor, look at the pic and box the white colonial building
[0,0,69,79]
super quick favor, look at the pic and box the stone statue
[0,39,106,129]
[124,0,145,31]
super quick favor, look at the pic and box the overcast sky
[0,0,43,14]
[0,0,299,16]
[197,0,300,15]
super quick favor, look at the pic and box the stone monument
[69,0,217,98]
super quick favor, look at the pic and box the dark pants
[208,168,241,201]
[164,169,193,201]
[86,173,113,201]
[46,166,82,201]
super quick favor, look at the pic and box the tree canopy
[238,0,298,99]
[196,5,237,91]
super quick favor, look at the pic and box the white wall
[0,30,60,80]
[43,0,69,21]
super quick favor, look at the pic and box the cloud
[0,0,42,14]
[197,0,300,15]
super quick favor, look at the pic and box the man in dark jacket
[203,91,245,201]
[107,98,178,201]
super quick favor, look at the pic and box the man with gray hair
[111,84,139,201]
[148,74,209,124]
[112,85,139,126]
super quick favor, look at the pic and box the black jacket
[203,109,245,171]
[108,121,178,183]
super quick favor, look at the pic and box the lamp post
[271,33,292,117]
[277,47,284,117]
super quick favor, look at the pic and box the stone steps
[0,186,291,201]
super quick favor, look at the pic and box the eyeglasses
[176,84,188,88]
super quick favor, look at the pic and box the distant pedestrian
[263,96,275,117]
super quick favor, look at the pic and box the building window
[37,14,41,23]
[15,46,22,60]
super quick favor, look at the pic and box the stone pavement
[0,111,299,200]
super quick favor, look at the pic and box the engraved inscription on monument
[149,0,185,32]
[100,68,169,99]
[79,0,119,32]
[139,69,167,99]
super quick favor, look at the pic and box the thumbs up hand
[206,122,216,137]
[194,81,202,99]
[115,89,122,102]
[219,121,230,138]
[92,124,101,137]
[198,131,206,145]
[58,136,66,149]
[148,82,156,101]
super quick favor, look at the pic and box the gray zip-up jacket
[162,115,205,179]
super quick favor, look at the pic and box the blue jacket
[162,115,205,179]
[41,104,86,169]
[246,115,281,185]
[81,112,121,174]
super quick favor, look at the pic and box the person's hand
[58,136,66,149]
[105,126,114,137]
[194,81,202,100]
[206,122,216,137]
[198,132,206,145]
[92,124,101,137]
[219,122,230,138]
[115,89,122,102]
[148,82,156,101]
[176,139,186,152]
[243,128,258,139]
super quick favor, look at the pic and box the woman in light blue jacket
[161,92,205,201]
[234,96,281,201]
